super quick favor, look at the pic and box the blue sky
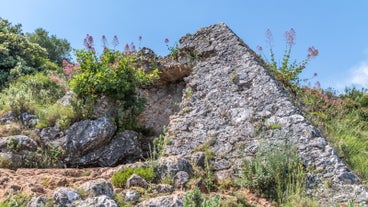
[1,0,368,92]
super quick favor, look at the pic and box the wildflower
[266,29,273,44]
[124,43,130,51]
[84,34,95,52]
[138,35,142,41]
[130,42,136,51]
[285,28,296,46]
[307,47,319,58]
[313,72,318,77]
[164,38,169,44]
[187,83,192,87]
[102,35,108,49]
[112,35,119,48]
[256,45,263,51]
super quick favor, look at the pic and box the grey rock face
[26,196,50,207]
[162,23,368,205]
[62,117,117,165]
[20,112,38,128]
[136,194,184,207]
[0,135,39,168]
[157,156,192,177]
[78,178,114,199]
[53,187,80,206]
[138,82,185,136]
[125,190,140,202]
[0,135,38,152]
[173,171,190,189]
[155,184,174,194]
[74,195,118,207]
[0,111,17,124]
[69,130,142,167]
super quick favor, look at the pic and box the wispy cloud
[348,60,368,88]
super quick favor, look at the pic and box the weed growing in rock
[257,28,318,94]
[164,38,179,59]
[238,144,306,206]
[184,187,220,207]
[0,193,31,207]
[111,166,155,188]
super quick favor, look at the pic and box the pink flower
[112,35,119,48]
[124,43,130,51]
[307,47,319,58]
[102,35,108,48]
[84,34,95,52]
[285,28,296,46]
[266,29,273,44]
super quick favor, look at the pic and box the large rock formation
[163,23,368,205]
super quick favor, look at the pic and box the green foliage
[36,103,76,129]
[151,127,168,159]
[0,193,30,207]
[27,28,71,65]
[111,166,155,188]
[0,73,64,115]
[298,86,368,180]
[0,18,67,89]
[184,187,220,207]
[257,28,318,94]
[68,48,158,130]
[238,145,306,206]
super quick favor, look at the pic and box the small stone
[174,171,189,189]
[125,190,140,202]
[53,187,80,206]
[126,174,148,189]
[26,196,50,207]
[78,178,114,198]
[155,184,174,194]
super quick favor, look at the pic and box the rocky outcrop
[162,23,368,205]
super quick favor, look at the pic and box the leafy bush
[36,103,76,129]
[184,187,220,207]
[238,145,306,205]
[66,38,159,130]
[0,73,64,114]
[111,166,155,188]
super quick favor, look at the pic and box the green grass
[111,166,155,188]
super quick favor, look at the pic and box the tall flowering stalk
[257,28,318,92]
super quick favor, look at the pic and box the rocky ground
[0,167,273,206]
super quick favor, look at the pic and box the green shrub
[67,47,158,130]
[238,145,306,206]
[184,187,220,207]
[111,166,155,188]
[0,193,31,207]
[0,72,64,115]
[36,103,76,129]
